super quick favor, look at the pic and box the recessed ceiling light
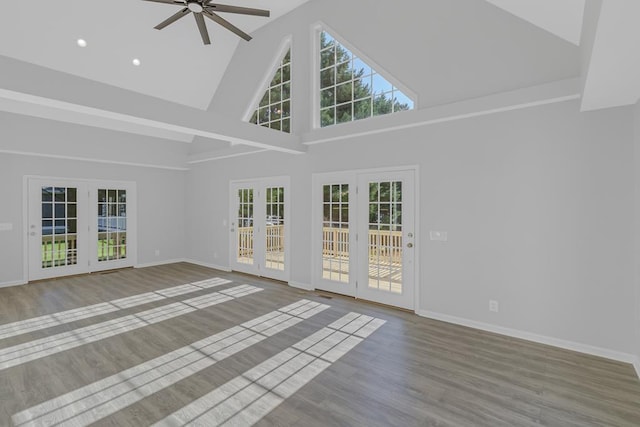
[132,58,141,67]
[77,39,87,48]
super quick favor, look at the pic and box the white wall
[0,114,187,286]
[634,100,640,367]
[186,100,636,357]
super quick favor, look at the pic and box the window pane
[336,103,352,124]
[320,68,335,89]
[321,46,335,68]
[336,82,353,104]
[270,86,282,103]
[354,98,372,120]
[321,107,335,127]
[321,88,335,109]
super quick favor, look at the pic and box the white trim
[0,279,27,289]
[1,150,189,171]
[288,281,314,291]
[22,175,29,287]
[183,259,232,272]
[242,36,293,123]
[135,258,232,272]
[305,94,581,146]
[188,149,270,164]
[419,309,638,365]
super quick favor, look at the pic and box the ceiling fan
[143,0,270,45]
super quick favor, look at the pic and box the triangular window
[319,30,414,128]
[249,49,291,133]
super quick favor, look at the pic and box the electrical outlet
[489,300,499,313]
[155,249,160,257]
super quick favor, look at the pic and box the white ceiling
[0,0,638,158]
[484,0,585,45]
[0,0,310,110]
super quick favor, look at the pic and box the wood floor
[0,263,639,426]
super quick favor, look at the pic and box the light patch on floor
[153,312,386,427]
[0,284,261,371]
[0,277,232,340]
[12,299,330,427]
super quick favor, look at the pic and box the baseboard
[288,281,314,291]
[135,259,187,269]
[182,259,232,272]
[136,258,232,272]
[418,309,638,367]
[0,279,27,289]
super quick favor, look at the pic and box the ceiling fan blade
[154,7,190,30]
[143,0,187,5]
[205,2,270,17]
[203,9,252,41]
[194,13,211,45]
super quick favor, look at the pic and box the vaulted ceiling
[0,0,310,109]
[0,0,638,166]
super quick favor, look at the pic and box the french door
[229,177,289,282]
[27,178,136,281]
[314,169,416,310]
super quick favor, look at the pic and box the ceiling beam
[0,55,306,154]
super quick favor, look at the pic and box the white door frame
[23,176,138,282]
[312,166,420,312]
[228,176,291,282]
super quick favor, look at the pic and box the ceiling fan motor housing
[187,1,204,13]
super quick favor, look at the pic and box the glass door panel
[97,188,128,264]
[237,188,255,266]
[357,170,415,310]
[29,180,89,281]
[313,172,356,297]
[322,184,350,283]
[41,186,79,269]
[366,181,403,293]
[265,187,285,272]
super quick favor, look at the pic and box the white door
[28,179,89,281]
[357,170,415,310]
[28,178,137,281]
[314,173,357,297]
[314,169,416,310]
[229,178,290,281]
[90,185,136,271]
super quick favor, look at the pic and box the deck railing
[322,227,403,263]
[237,225,284,257]
[237,226,402,263]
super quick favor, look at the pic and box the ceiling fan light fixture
[187,2,204,13]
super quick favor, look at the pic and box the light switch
[430,231,447,241]
[0,223,14,232]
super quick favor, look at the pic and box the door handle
[407,243,413,248]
